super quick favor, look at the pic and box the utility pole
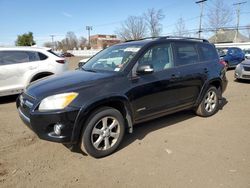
[233,1,247,42]
[50,34,55,50]
[196,0,207,38]
[86,26,93,47]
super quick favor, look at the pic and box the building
[208,29,250,43]
[90,34,121,49]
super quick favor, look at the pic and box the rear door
[0,50,39,95]
[172,41,208,106]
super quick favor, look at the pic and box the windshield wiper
[82,67,96,72]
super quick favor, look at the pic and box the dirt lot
[0,57,250,188]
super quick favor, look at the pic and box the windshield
[244,49,250,54]
[83,44,143,72]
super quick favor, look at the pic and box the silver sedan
[235,60,250,80]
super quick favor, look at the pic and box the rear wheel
[80,107,125,158]
[196,86,220,117]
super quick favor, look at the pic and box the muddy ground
[0,57,249,188]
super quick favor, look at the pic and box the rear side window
[199,43,218,61]
[38,52,48,60]
[174,42,199,66]
[27,51,40,62]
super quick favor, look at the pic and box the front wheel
[196,86,220,117]
[80,107,125,158]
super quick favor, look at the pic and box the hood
[241,60,250,65]
[26,70,115,99]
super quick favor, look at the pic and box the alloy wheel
[91,116,120,150]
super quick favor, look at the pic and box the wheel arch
[195,78,222,107]
[30,71,54,83]
[71,96,134,143]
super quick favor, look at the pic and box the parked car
[61,52,74,57]
[17,37,228,158]
[217,47,245,68]
[235,59,250,80]
[243,49,250,59]
[0,47,68,97]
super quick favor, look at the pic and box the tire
[196,86,220,117]
[80,107,125,158]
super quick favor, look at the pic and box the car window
[27,51,40,62]
[0,51,42,65]
[0,51,30,65]
[199,43,218,62]
[174,42,199,66]
[38,52,48,60]
[228,48,237,55]
[137,43,173,72]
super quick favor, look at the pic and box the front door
[128,43,183,121]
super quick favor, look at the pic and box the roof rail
[124,36,209,43]
[125,37,158,42]
[159,36,209,42]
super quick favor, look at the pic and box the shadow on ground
[234,79,250,84]
[69,97,228,156]
[0,95,18,105]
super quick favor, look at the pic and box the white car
[244,49,250,59]
[0,47,68,97]
[235,60,250,80]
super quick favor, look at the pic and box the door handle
[29,66,36,70]
[204,68,209,74]
[171,73,180,79]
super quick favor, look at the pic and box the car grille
[242,75,250,79]
[19,93,36,119]
[243,66,250,71]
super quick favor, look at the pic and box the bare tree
[65,31,78,50]
[43,42,53,48]
[116,16,147,41]
[174,17,188,36]
[78,37,87,49]
[206,0,233,30]
[144,8,165,37]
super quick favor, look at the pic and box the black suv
[17,37,228,158]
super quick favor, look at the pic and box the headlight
[39,92,78,111]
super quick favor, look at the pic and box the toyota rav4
[17,37,228,158]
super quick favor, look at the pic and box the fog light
[54,123,63,135]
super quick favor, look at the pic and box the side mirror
[136,64,154,75]
[78,62,85,68]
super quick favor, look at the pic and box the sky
[0,0,250,46]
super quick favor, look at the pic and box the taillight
[56,60,65,64]
[219,60,227,67]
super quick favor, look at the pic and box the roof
[121,36,209,46]
[208,29,250,43]
[0,46,51,51]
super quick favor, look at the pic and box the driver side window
[137,43,173,72]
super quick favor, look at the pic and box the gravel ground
[0,57,250,188]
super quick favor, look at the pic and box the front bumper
[235,66,250,80]
[17,94,80,143]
